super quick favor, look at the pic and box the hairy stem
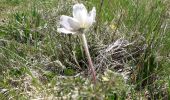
[81,33,96,84]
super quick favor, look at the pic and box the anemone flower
[57,3,96,83]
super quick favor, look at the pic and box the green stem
[81,33,96,84]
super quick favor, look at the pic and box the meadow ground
[0,0,170,99]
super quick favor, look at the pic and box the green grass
[0,0,170,99]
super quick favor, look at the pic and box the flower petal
[57,28,76,34]
[60,15,80,31]
[73,3,88,27]
[88,7,96,26]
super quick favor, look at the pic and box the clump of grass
[4,7,44,44]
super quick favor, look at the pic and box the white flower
[57,3,96,34]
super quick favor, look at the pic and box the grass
[0,0,170,99]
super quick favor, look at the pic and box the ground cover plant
[0,0,170,99]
